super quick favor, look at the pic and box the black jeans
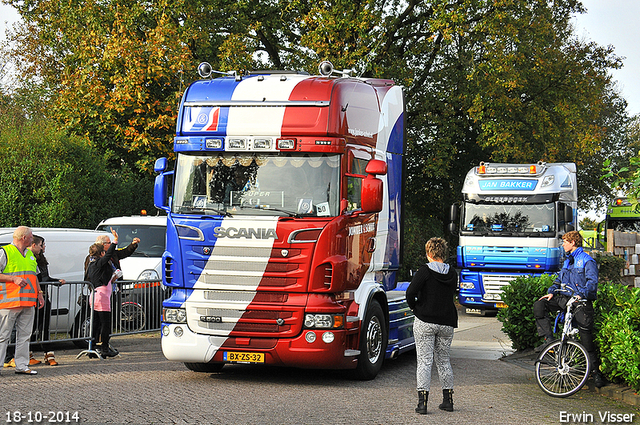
[92,310,112,350]
[533,294,598,367]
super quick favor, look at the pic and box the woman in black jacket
[406,237,458,415]
[86,228,120,358]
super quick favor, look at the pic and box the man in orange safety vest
[0,226,45,375]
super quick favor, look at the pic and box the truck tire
[184,362,225,373]
[354,300,387,380]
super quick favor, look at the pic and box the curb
[588,382,640,406]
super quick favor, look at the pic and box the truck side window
[346,157,367,211]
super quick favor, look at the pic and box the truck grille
[482,274,518,302]
[185,244,306,336]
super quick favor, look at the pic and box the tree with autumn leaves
[0,0,635,250]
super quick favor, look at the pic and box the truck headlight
[138,269,160,281]
[164,308,187,323]
[304,313,344,329]
[460,282,475,290]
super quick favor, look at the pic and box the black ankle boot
[415,390,428,414]
[439,389,454,411]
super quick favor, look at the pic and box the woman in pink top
[86,228,120,358]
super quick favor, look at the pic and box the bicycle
[534,289,591,397]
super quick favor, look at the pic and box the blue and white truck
[449,162,577,312]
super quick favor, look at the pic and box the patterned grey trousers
[414,318,454,391]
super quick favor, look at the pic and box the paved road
[2,309,638,425]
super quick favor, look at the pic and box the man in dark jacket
[533,230,603,387]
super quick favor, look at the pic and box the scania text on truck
[449,162,577,313]
[153,62,414,379]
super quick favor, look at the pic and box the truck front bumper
[161,323,358,370]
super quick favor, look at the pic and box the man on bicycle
[533,230,604,388]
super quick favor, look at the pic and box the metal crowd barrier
[22,279,171,347]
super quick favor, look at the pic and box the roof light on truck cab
[277,138,296,150]
[228,138,247,150]
[253,138,272,150]
[205,138,223,149]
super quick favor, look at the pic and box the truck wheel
[184,362,225,373]
[354,300,387,380]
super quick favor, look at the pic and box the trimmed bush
[496,274,554,351]
[594,283,640,392]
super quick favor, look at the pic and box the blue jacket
[548,247,598,300]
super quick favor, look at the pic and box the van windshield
[96,225,166,257]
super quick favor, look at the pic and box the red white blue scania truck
[449,162,577,313]
[153,62,413,379]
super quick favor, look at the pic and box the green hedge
[496,275,554,351]
[594,283,640,392]
[498,274,640,392]
[0,119,155,228]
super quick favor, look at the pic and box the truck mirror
[564,204,573,223]
[154,159,171,213]
[154,157,168,173]
[361,174,383,213]
[449,204,458,222]
[448,222,458,234]
[365,159,387,176]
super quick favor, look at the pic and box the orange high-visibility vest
[0,244,38,309]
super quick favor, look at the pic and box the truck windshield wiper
[239,205,301,218]
[177,207,233,217]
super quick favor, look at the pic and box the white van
[95,215,166,282]
[0,227,110,339]
[95,215,168,333]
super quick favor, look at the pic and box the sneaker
[43,352,58,366]
[29,352,41,366]
[3,358,15,368]
[534,337,553,353]
[100,348,119,358]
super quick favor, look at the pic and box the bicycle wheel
[535,340,591,397]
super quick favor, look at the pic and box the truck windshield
[461,203,556,235]
[173,152,341,217]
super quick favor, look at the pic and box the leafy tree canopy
[0,94,154,228]
[2,0,633,226]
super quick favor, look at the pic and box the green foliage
[594,283,640,392]
[593,253,626,283]
[3,0,631,221]
[0,118,154,228]
[579,217,599,231]
[496,274,554,351]
[399,211,444,281]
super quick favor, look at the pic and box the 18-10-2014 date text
[5,411,79,423]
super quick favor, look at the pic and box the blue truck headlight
[164,308,187,323]
[460,282,475,290]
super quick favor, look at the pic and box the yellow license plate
[223,351,265,363]
[495,302,507,308]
